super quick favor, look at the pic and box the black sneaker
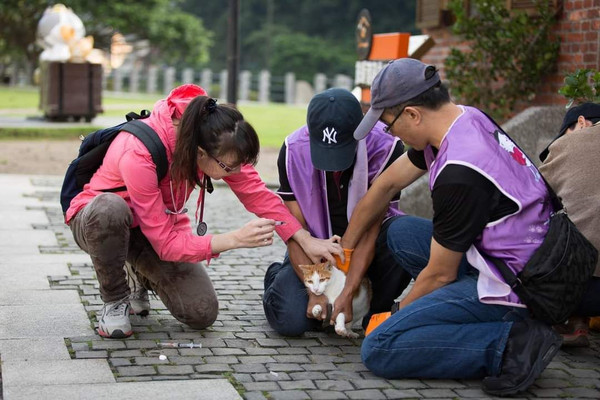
[482,318,562,396]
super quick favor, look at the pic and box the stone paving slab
[3,379,241,400]
[1,174,600,400]
[0,264,72,290]
[2,359,114,387]
[0,338,71,362]
[0,304,93,338]
[0,209,48,229]
[0,230,57,252]
[0,288,80,306]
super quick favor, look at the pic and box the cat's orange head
[298,262,333,295]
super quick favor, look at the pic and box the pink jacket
[66,88,302,263]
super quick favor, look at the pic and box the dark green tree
[0,0,50,81]
[558,69,600,107]
[182,0,416,77]
[68,0,212,67]
[445,0,560,121]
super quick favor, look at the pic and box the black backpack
[60,110,168,214]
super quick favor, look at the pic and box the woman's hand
[211,218,276,253]
[291,229,343,265]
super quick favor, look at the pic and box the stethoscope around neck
[165,175,213,236]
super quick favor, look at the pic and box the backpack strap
[121,120,169,182]
[125,109,151,121]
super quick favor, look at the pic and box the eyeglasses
[210,154,238,173]
[383,107,405,133]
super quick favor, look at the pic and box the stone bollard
[285,72,296,105]
[113,68,123,92]
[163,67,175,94]
[239,70,251,101]
[314,73,327,94]
[201,69,212,95]
[219,70,228,100]
[147,66,158,93]
[130,65,140,93]
[259,70,270,103]
[334,74,353,91]
[182,68,194,84]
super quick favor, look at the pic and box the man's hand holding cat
[331,289,354,326]
[306,292,329,321]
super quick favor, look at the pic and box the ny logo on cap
[322,127,338,144]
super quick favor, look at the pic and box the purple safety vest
[285,122,403,239]
[425,106,553,307]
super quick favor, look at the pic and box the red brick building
[416,0,600,107]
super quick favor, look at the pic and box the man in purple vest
[262,88,411,336]
[343,58,562,396]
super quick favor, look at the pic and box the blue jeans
[361,216,528,379]
[263,216,412,336]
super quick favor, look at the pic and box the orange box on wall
[368,33,410,61]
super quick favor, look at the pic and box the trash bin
[40,61,103,122]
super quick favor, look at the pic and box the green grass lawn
[0,86,307,147]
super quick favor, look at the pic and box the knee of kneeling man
[263,304,307,336]
[361,337,386,376]
[273,321,306,337]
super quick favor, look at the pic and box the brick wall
[420,0,600,109]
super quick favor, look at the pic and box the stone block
[4,379,241,399]
[0,338,71,361]
[2,359,114,387]
[0,303,93,338]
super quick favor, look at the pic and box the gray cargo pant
[69,193,218,329]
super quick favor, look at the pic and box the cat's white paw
[312,304,322,318]
[334,313,348,336]
[345,330,359,339]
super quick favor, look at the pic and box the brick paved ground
[27,177,600,399]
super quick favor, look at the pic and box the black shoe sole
[483,334,562,396]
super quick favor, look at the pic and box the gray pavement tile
[269,390,310,399]
[346,389,386,399]
[0,304,93,338]
[381,388,423,399]
[305,391,349,399]
[416,388,459,398]
[563,387,600,398]
[3,379,241,400]
[0,338,71,361]
[2,359,114,387]
[315,380,354,391]
[233,364,269,373]
[279,379,317,390]
[244,392,270,400]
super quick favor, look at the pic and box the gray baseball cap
[354,58,441,140]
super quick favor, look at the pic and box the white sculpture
[37,4,103,63]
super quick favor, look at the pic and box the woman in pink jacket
[67,84,342,338]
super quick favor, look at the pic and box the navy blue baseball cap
[308,88,362,171]
[354,58,441,140]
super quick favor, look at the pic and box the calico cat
[299,262,371,338]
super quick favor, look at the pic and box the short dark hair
[388,81,450,114]
[172,96,260,187]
